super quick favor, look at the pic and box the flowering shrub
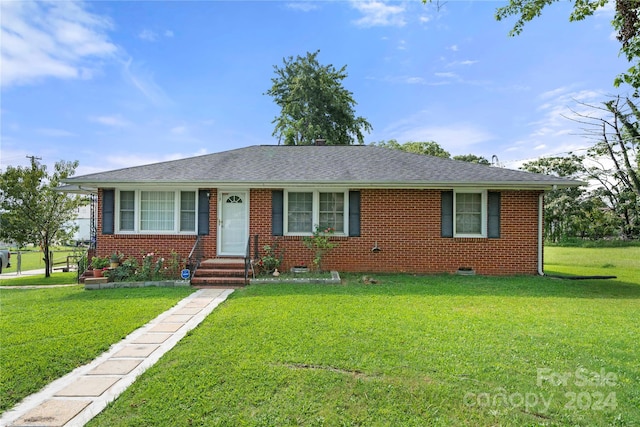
[255,240,284,275]
[104,251,184,282]
[303,225,338,271]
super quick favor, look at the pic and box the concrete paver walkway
[1,288,233,427]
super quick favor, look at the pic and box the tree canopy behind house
[266,50,372,145]
[521,97,640,241]
[372,140,490,164]
[0,158,86,277]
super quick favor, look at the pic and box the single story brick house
[63,145,581,277]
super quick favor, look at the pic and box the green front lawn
[0,272,78,287]
[0,286,194,413]
[2,246,638,425]
[88,272,640,426]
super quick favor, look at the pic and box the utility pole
[25,155,42,170]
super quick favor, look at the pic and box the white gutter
[538,192,545,276]
[61,180,580,191]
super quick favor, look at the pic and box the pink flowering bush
[105,250,184,282]
[302,225,338,271]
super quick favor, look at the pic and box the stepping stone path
[2,289,233,427]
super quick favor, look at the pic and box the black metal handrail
[244,235,253,285]
[187,235,204,280]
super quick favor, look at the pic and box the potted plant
[109,252,122,268]
[91,256,109,277]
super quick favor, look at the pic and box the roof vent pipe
[314,138,326,146]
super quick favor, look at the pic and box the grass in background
[0,272,78,287]
[0,286,194,413]
[545,246,640,284]
[89,270,639,426]
[0,246,85,273]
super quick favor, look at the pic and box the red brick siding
[96,188,542,275]
[96,188,218,265]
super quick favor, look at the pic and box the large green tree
[493,0,640,91]
[266,50,372,145]
[0,158,86,277]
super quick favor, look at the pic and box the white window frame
[453,189,487,238]
[284,189,348,236]
[118,190,136,232]
[179,191,197,232]
[115,189,198,235]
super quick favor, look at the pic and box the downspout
[537,192,545,276]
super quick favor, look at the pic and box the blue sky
[0,0,631,176]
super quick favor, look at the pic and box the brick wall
[96,188,542,275]
[249,188,542,275]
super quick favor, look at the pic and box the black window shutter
[102,189,114,235]
[272,190,283,236]
[198,190,210,236]
[348,191,361,237]
[487,191,501,238]
[441,191,453,238]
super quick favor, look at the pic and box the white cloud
[594,1,615,17]
[90,115,130,127]
[286,2,319,12]
[138,29,158,42]
[447,59,478,67]
[397,125,493,151]
[121,57,171,106]
[434,72,457,78]
[503,87,607,163]
[539,86,571,100]
[372,75,450,86]
[35,128,77,137]
[383,111,494,152]
[405,77,426,84]
[0,0,117,87]
[351,1,406,28]
[448,44,459,52]
[138,29,174,41]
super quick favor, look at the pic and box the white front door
[218,191,248,256]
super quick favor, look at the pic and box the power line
[25,155,42,162]
[500,147,592,166]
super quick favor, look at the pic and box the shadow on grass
[64,286,195,302]
[0,286,195,304]
[235,273,640,300]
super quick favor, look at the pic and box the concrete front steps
[190,258,249,288]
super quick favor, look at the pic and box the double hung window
[285,190,346,234]
[455,192,484,236]
[116,190,197,233]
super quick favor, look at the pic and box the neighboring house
[62,145,581,276]
[71,204,92,245]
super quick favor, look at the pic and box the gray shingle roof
[64,145,583,189]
